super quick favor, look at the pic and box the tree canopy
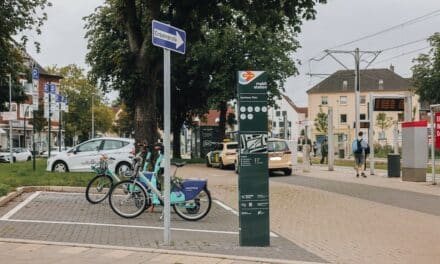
[412,32,440,104]
[84,0,326,149]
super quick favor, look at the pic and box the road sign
[0,112,16,121]
[152,20,186,54]
[435,112,440,150]
[237,71,269,247]
[32,68,39,80]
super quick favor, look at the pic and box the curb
[0,238,325,264]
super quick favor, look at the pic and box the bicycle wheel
[109,180,148,218]
[173,188,212,221]
[85,174,113,204]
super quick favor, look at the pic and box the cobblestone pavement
[0,191,324,263]
[180,164,440,264]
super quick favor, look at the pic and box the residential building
[307,66,420,153]
[0,57,63,152]
[268,94,307,141]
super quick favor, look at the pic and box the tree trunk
[218,101,227,141]
[172,125,181,159]
[134,80,158,150]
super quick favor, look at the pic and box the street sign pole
[8,74,13,164]
[152,20,186,246]
[163,48,171,245]
[48,82,52,158]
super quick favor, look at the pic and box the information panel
[374,98,404,112]
[237,71,269,247]
[435,112,440,150]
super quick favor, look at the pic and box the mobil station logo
[239,71,264,85]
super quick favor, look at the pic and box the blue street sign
[63,97,68,104]
[44,83,49,93]
[152,20,186,54]
[56,94,62,103]
[32,68,39,80]
[50,84,56,94]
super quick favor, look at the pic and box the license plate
[270,157,282,161]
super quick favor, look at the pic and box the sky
[26,0,440,106]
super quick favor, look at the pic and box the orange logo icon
[242,71,255,82]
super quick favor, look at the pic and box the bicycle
[85,143,152,204]
[108,144,212,221]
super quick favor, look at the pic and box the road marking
[0,191,41,220]
[213,200,279,238]
[0,218,242,236]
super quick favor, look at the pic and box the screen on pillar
[374,98,404,112]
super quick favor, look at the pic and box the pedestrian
[312,141,318,157]
[320,139,328,164]
[352,131,368,177]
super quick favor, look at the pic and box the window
[20,104,32,118]
[321,96,328,105]
[360,96,366,105]
[340,114,347,124]
[360,114,366,120]
[279,121,285,127]
[102,140,126,150]
[273,122,277,128]
[77,140,102,152]
[342,80,348,90]
[282,110,287,116]
[288,121,292,127]
[379,79,384,90]
[276,111,280,117]
[339,96,347,105]
[267,141,289,152]
[226,144,238,149]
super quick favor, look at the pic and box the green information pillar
[237,71,269,246]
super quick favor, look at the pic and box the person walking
[320,139,328,164]
[352,131,368,177]
[312,141,318,157]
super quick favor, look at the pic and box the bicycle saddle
[173,162,186,168]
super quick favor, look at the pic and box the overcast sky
[26,0,440,106]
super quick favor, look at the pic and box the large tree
[412,33,440,104]
[0,0,52,110]
[84,0,326,151]
[314,107,328,134]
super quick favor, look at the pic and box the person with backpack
[352,131,368,177]
[320,139,328,164]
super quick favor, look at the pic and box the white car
[0,148,33,163]
[47,137,135,173]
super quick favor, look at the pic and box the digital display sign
[374,98,404,112]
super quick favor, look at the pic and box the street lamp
[8,74,13,164]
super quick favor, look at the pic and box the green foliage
[412,32,440,104]
[375,112,393,132]
[0,183,11,197]
[314,107,328,134]
[46,65,114,142]
[0,0,52,110]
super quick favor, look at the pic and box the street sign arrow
[152,20,186,54]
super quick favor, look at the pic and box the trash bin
[387,154,401,177]
[338,149,345,159]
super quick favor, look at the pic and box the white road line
[0,218,239,236]
[0,191,41,220]
[213,200,279,238]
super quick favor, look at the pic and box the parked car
[0,148,32,163]
[206,141,238,169]
[235,138,293,176]
[46,137,135,173]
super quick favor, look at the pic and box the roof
[199,108,235,126]
[307,68,411,94]
[23,52,63,79]
[281,94,308,117]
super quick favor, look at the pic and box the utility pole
[8,74,13,164]
[48,82,52,158]
[283,113,288,139]
[59,99,62,152]
[91,94,95,139]
[328,106,334,171]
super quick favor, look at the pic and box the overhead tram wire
[372,46,431,66]
[329,9,440,49]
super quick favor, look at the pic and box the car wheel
[219,158,224,170]
[13,157,16,163]
[206,157,212,167]
[116,162,132,176]
[284,169,292,176]
[27,156,31,161]
[53,161,68,172]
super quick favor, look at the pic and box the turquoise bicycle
[108,144,212,221]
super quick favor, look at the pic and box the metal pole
[24,107,26,148]
[163,49,171,245]
[59,101,62,152]
[32,110,36,171]
[283,113,287,139]
[48,82,52,158]
[369,93,375,175]
[431,106,436,185]
[91,94,94,139]
[328,106,334,171]
[9,74,13,163]
[354,48,360,138]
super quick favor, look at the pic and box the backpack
[365,144,371,155]
[352,139,363,154]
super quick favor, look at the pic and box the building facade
[307,67,420,154]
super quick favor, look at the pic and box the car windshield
[267,141,289,152]
[215,144,223,150]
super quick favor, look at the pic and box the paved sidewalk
[0,239,320,264]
